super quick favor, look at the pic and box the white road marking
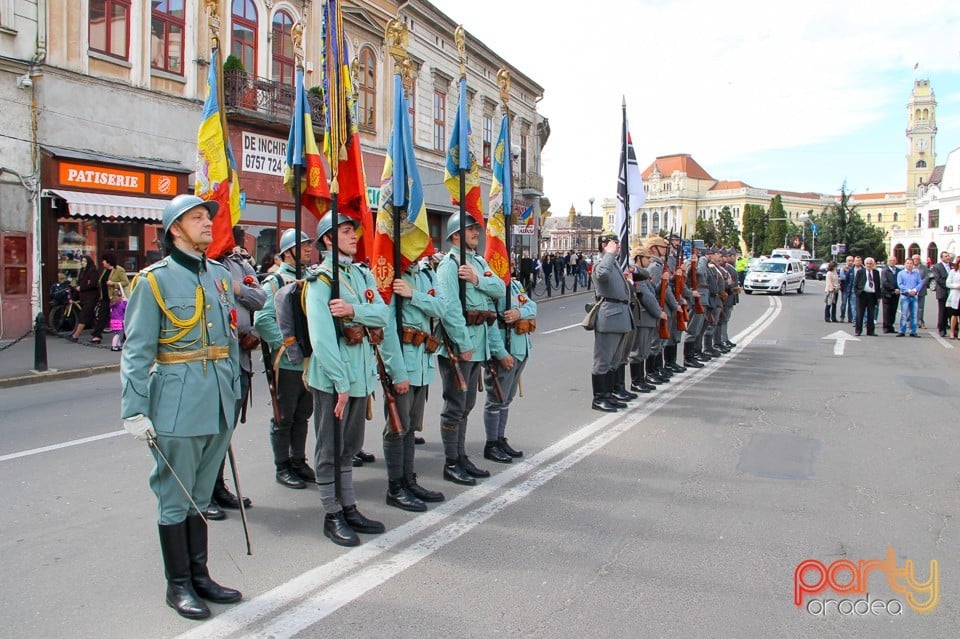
[928,330,954,349]
[541,322,583,335]
[822,330,859,356]
[179,297,782,639]
[0,430,125,463]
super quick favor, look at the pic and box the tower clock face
[916,138,928,151]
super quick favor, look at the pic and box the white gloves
[123,414,157,441]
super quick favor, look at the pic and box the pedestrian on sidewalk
[896,257,921,337]
[69,256,100,340]
[91,252,129,344]
[824,261,839,322]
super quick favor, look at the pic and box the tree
[811,182,888,261]
[717,206,740,248]
[694,217,718,246]
[741,203,767,256]
[762,195,788,254]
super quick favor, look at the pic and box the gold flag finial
[455,25,466,77]
[497,68,511,107]
[385,18,408,74]
[292,21,304,69]
[205,0,221,48]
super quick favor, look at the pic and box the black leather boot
[405,473,445,502]
[460,455,490,477]
[386,479,427,512]
[203,502,226,521]
[185,515,242,604]
[356,450,375,463]
[590,374,619,412]
[498,437,523,458]
[613,365,638,400]
[324,511,360,547]
[342,504,385,534]
[484,440,512,463]
[603,371,628,407]
[443,459,477,485]
[275,461,306,489]
[684,346,705,368]
[158,521,210,620]
[289,458,316,483]
[213,466,252,510]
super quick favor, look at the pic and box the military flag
[443,77,484,227]
[614,97,645,269]
[485,113,511,284]
[372,73,434,302]
[284,67,330,221]
[195,48,242,258]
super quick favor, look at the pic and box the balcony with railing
[223,70,323,128]
[517,171,543,196]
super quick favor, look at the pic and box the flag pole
[386,19,408,336]
[498,69,512,352]
[455,26,467,314]
[292,25,305,279]
[620,97,629,271]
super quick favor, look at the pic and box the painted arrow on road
[822,330,860,355]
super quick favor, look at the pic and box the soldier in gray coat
[591,233,635,412]
[645,235,678,383]
[627,244,665,393]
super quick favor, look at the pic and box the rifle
[690,254,705,315]
[259,339,283,427]
[658,255,670,339]
[485,359,504,403]
[437,322,468,391]
[366,328,403,434]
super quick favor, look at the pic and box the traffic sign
[811,223,818,232]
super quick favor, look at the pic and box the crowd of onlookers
[822,251,960,338]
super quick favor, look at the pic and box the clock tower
[906,79,936,199]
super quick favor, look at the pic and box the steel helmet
[278,228,312,255]
[162,194,218,236]
[315,212,359,240]
[444,214,479,240]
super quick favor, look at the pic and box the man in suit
[854,257,882,336]
[932,251,953,337]
[911,254,930,329]
[880,256,900,333]
[591,231,635,412]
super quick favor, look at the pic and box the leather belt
[156,345,230,364]
[604,298,629,304]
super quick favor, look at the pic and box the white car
[743,258,806,295]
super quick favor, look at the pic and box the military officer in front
[435,214,506,485]
[591,231,635,412]
[482,275,536,463]
[120,194,242,620]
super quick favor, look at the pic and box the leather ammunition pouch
[344,325,382,346]
[238,330,261,352]
[465,310,497,326]
[513,318,537,335]
[401,326,428,346]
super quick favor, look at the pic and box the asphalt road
[1,284,957,638]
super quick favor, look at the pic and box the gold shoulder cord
[145,272,205,345]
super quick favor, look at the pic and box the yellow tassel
[339,143,347,162]
[330,176,340,194]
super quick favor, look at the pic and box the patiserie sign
[59,162,179,195]
[241,132,287,176]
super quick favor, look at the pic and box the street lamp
[589,197,595,252]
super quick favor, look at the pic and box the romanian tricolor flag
[322,1,373,263]
[372,73,434,302]
[443,77,484,227]
[484,114,511,284]
[520,204,534,226]
[195,48,241,259]
[284,67,330,221]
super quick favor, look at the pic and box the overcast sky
[429,0,960,216]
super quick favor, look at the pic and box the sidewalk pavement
[0,288,591,389]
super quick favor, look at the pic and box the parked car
[817,262,829,280]
[743,258,806,295]
[804,259,824,279]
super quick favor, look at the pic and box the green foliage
[308,86,323,97]
[811,182,887,261]
[717,206,740,248]
[223,54,245,73]
[694,218,718,246]
[762,195,788,254]
[741,204,767,256]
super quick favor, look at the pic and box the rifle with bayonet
[436,321,468,391]
[366,328,403,434]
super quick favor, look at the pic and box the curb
[0,363,120,389]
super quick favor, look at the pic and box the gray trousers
[917,291,927,325]
[271,368,313,468]
[592,331,628,375]
[483,356,527,441]
[438,357,482,460]
[684,309,705,345]
[312,390,366,513]
[720,304,734,342]
[150,414,232,524]
[382,384,428,481]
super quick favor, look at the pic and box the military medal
[364,289,375,303]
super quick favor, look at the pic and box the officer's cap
[162,194,218,236]
[598,228,619,245]
[278,228,312,255]
[445,214,480,240]
[316,212,360,240]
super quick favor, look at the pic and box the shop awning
[45,189,166,221]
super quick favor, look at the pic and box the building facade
[0,0,546,338]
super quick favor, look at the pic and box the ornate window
[90,0,130,59]
[652,212,660,234]
[355,47,377,131]
[482,115,493,168]
[916,160,927,168]
[231,0,258,74]
[271,9,295,86]
[433,90,446,152]
[640,212,649,236]
[151,0,185,74]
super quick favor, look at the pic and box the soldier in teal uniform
[254,229,316,490]
[305,212,389,547]
[120,194,242,620]
[435,214,505,485]
[379,259,456,511]
[482,276,535,463]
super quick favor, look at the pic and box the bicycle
[48,281,82,333]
